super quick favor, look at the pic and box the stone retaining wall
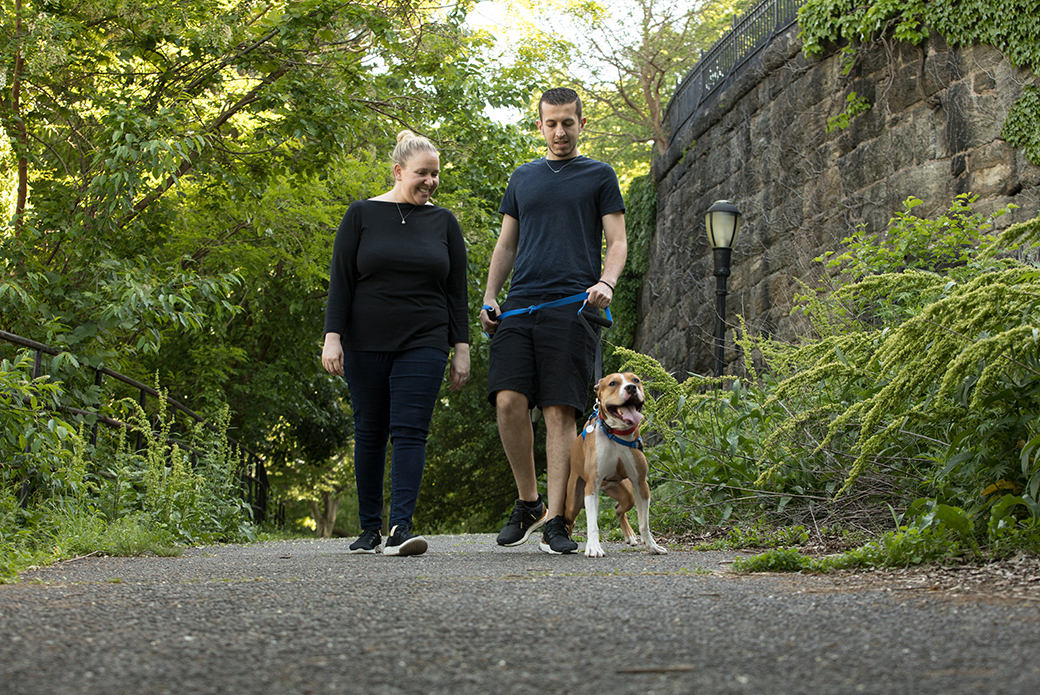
[643,27,1040,377]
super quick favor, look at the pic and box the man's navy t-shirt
[498,156,625,299]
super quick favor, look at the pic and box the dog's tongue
[618,405,643,427]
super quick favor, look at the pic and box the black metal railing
[0,328,273,524]
[666,0,804,139]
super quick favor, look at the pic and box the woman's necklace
[545,155,581,174]
[395,201,416,225]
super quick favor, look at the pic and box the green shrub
[619,195,1040,561]
[1,365,255,580]
[733,547,814,572]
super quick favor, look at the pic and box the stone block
[973,71,996,95]
[966,161,1015,198]
[922,49,964,96]
[886,108,940,164]
[886,160,951,210]
[1016,152,1040,188]
[969,141,1014,172]
[839,136,892,195]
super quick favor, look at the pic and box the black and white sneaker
[539,515,578,554]
[496,495,548,546]
[349,528,382,554]
[383,524,428,557]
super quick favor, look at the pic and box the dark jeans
[343,347,447,532]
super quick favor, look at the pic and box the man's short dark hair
[539,88,582,120]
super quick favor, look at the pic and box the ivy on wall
[798,0,1040,163]
[1003,85,1040,164]
[604,174,656,376]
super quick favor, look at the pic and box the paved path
[2,535,1039,694]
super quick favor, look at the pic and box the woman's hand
[448,343,470,391]
[321,333,344,376]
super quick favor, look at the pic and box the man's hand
[585,280,614,309]
[480,303,501,336]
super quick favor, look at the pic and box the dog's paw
[648,541,668,555]
[584,542,606,558]
[623,535,641,547]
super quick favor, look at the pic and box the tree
[1,0,556,534]
[478,0,756,179]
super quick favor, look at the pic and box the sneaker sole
[497,511,548,547]
[538,540,577,555]
[348,546,381,554]
[384,536,428,557]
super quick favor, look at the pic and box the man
[480,87,627,554]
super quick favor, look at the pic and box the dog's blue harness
[581,408,643,451]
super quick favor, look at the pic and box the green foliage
[926,1,1040,73]
[826,526,963,568]
[732,547,814,572]
[1002,85,1040,166]
[734,527,961,573]
[1,0,549,537]
[798,0,928,59]
[826,91,871,132]
[798,1,1040,165]
[820,195,1008,280]
[116,396,256,545]
[695,523,811,550]
[99,514,182,558]
[612,346,789,529]
[617,194,1040,563]
[0,355,76,499]
[0,365,254,580]
[604,174,655,376]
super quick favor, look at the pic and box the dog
[564,372,668,558]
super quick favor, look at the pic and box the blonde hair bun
[391,129,437,166]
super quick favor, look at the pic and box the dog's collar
[598,409,638,436]
[586,408,643,450]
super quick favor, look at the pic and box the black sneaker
[539,515,578,554]
[496,496,548,546]
[349,528,382,554]
[383,524,428,557]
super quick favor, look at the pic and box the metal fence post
[91,369,104,447]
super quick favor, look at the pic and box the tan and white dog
[564,372,668,558]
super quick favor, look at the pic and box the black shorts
[486,295,599,412]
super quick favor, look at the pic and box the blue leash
[483,292,612,339]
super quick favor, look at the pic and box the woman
[321,130,470,556]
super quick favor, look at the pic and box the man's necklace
[395,201,416,225]
[545,155,582,174]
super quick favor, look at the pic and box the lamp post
[705,200,742,378]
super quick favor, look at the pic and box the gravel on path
[2,535,1039,695]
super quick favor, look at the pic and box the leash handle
[577,299,613,328]
[580,308,612,328]
[481,304,499,339]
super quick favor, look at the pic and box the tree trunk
[308,491,342,539]
[5,0,28,237]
